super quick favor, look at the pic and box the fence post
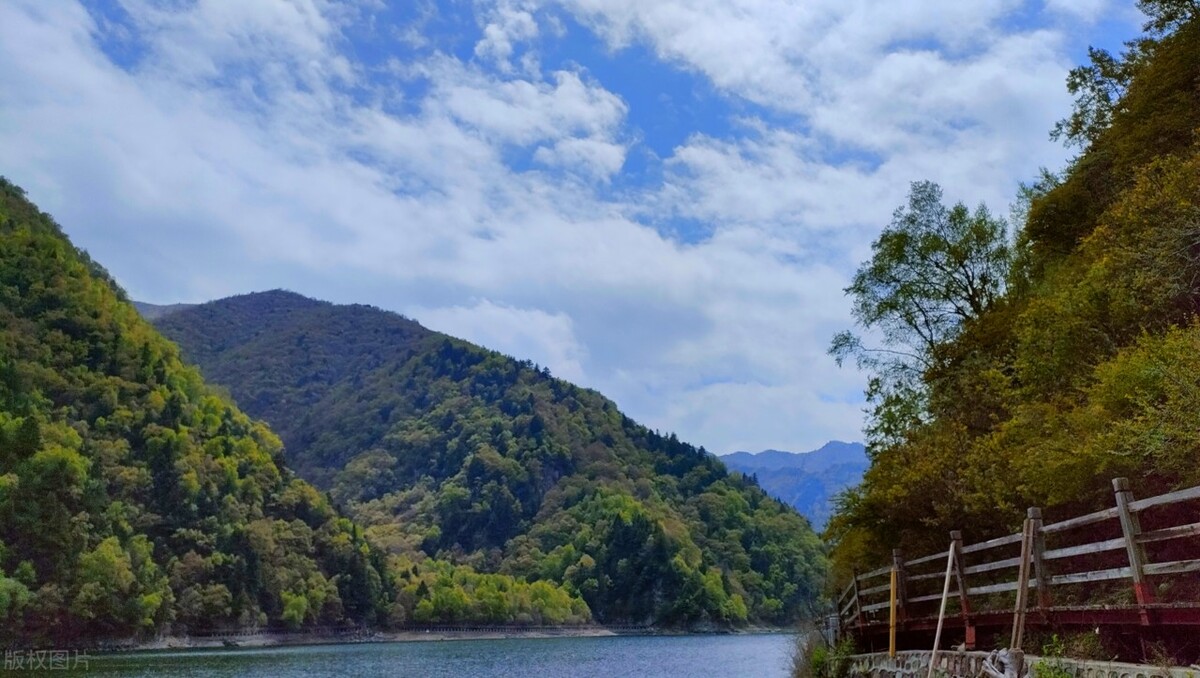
[1113,477,1155,625]
[926,542,956,678]
[890,548,907,658]
[1028,507,1052,614]
[851,569,864,629]
[1010,649,1025,678]
[892,549,908,621]
[950,530,975,650]
[889,565,898,659]
[1011,516,1033,651]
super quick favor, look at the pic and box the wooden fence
[837,477,1200,650]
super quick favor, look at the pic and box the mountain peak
[720,441,868,530]
[211,288,329,311]
[722,441,867,471]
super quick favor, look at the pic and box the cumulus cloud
[534,137,627,179]
[0,0,1137,453]
[541,0,1027,111]
[475,1,540,71]
[1044,0,1110,21]
[426,63,628,147]
[414,300,590,383]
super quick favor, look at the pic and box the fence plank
[860,583,892,597]
[1043,537,1126,561]
[841,598,857,617]
[1048,566,1132,586]
[1143,559,1200,576]
[906,550,951,568]
[839,582,855,606]
[961,532,1024,554]
[1138,522,1200,544]
[968,580,1016,595]
[964,555,1022,575]
[860,565,892,580]
[1042,507,1120,534]
[909,590,961,604]
[1128,485,1200,512]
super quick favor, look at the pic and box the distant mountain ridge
[720,441,868,530]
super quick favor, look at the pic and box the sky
[0,0,1142,455]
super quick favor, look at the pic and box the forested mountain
[151,291,827,625]
[0,178,398,643]
[720,442,867,530]
[828,3,1200,583]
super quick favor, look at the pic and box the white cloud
[542,0,1026,112]
[426,63,628,147]
[414,300,590,383]
[475,1,540,71]
[119,0,354,92]
[1044,0,1110,21]
[0,0,1132,454]
[534,137,627,179]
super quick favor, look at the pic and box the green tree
[1051,1,1197,148]
[0,572,32,624]
[72,537,136,633]
[831,181,1010,447]
[281,590,309,630]
[1139,0,1199,36]
[1050,45,1145,149]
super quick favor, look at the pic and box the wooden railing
[837,477,1200,648]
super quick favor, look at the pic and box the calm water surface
[74,634,795,677]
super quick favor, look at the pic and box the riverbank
[105,624,796,653]
[130,627,616,651]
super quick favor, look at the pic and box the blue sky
[0,0,1141,454]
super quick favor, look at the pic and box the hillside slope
[0,178,394,643]
[721,442,867,530]
[152,291,827,625]
[830,10,1200,581]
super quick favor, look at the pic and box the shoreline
[100,625,797,653]
[134,627,618,651]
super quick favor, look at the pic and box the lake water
[69,634,797,677]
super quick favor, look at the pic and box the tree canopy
[831,180,1010,449]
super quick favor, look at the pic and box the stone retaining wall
[847,650,1198,678]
